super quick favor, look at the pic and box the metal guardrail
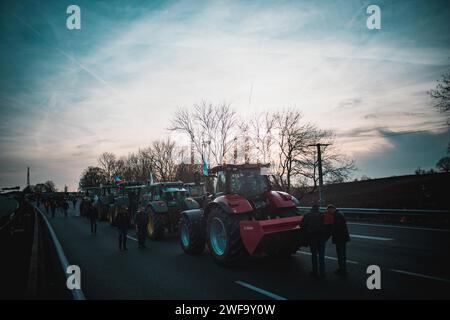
[298,207,450,217]
[34,205,86,300]
[0,197,19,232]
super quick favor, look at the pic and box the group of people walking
[80,198,148,251]
[42,197,70,218]
[302,204,350,278]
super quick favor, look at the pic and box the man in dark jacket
[328,204,350,276]
[87,201,98,234]
[72,195,77,209]
[63,200,69,218]
[135,210,148,249]
[302,204,327,278]
[50,199,57,218]
[44,199,50,215]
[115,206,130,251]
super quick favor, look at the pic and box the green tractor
[108,183,144,226]
[139,182,200,240]
[183,182,208,207]
[97,185,119,221]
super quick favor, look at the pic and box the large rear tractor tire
[179,215,205,255]
[147,207,165,240]
[207,207,247,266]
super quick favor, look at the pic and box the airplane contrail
[12,14,124,102]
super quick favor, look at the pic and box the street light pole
[308,143,330,207]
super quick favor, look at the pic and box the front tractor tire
[206,207,247,266]
[146,207,165,240]
[179,215,205,255]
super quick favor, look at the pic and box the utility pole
[307,143,330,207]
[27,167,30,187]
[233,136,237,164]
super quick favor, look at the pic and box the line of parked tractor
[79,163,306,266]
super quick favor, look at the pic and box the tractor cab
[148,182,188,208]
[210,164,270,197]
[183,182,207,206]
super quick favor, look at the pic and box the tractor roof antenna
[307,143,331,207]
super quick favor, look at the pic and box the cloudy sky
[0,0,449,191]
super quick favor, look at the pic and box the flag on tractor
[114,176,124,185]
[202,158,208,176]
[148,172,154,185]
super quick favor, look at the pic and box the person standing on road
[72,195,77,209]
[328,204,350,276]
[87,201,98,234]
[135,210,148,249]
[44,199,50,215]
[115,206,130,251]
[56,198,63,215]
[63,200,69,218]
[50,199,57,218]
[79,197,86,217]
[302,204,327,278]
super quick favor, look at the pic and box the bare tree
[112,157,126,180]
[270,109,316,193]
[294,139,357,192]
[429,72,450,113]
[252,108,356,194]
[169,101,237,166]
[44,180,57,192]
[97,152,117,182]
[247,111,276,164]
[137,148,155,182]
[169,107,203,159]
[148,137,179,181]
[436,157,450,172]
[79,167,107,189]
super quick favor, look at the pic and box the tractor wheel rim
[210,217,227,256]
[180,223,190,247]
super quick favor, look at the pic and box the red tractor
[179,164,304,266]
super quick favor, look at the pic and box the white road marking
[296,251,360,265]
[348,222,450,233]
[235,280,287,300]
[350,234,394,241]
[297,251,450,284]
[389,269,450,284]
[127,235,138,241]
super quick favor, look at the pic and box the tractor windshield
[187,185,205,197]
[230,169,270,197]
[162,187,186,201]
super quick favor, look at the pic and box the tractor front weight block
[239,215,304,255]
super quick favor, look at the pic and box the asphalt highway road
[39,203,450,300]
